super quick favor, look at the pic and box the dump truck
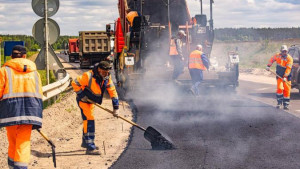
[113,0,239,90]
[79,31,111,68]
[68,38,79,62]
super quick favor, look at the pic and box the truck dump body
[68,38,79,62]
[79,31,111,68]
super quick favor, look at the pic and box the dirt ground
[0,58,133,169]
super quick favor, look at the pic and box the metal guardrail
[42,73,71,101]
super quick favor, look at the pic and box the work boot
[276,104,281,109]
[86,145,101,155]
[189,88,196,96]
[283,105,289,110]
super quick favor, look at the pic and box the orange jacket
[188,50,209,70]
[0,58,43,128]
[72,70,119,109]
[169,39,179,55]
[126,11,139,27]
[267,53,293,78]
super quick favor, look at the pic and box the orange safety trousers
[277,78,291,98]
[6,124,32,169]
[276,78,291,106]
[78,100,97,147]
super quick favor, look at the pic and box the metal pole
[45,0,49,84]
[200,0,203,15]
[210,0,213,30]
[167,0,171,38]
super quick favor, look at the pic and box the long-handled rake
[269,69,291,86]
[36,129,56,168]
[87,99,175,150]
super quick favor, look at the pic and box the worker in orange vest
[188,45,209,95]
[266,45,293,110]
[72,61,119,155]
[169,30,186,81]
[126,8,139,28]
[0,45,43,169]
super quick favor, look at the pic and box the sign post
[32,0,61,84]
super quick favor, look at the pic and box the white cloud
[0,0,299,35]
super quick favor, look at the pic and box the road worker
[126,8,139,28]
[188,45,209,95]
[72,61,119,155]
[169,30,186,82]
[0,45,43,169]
[266,45,293,110]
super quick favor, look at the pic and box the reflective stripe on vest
[188,51,206,70]
[0,116,42,124]
[2,67,42,99]
[169,39,179,55]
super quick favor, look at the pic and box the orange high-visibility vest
[169,39,179,55]
[0,58,43,128]
[72,70,119,107]
[126,11,139,27]
[267,53,293,77]
[188,50,206,70]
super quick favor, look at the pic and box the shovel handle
[87,99,146,131]
[269,69,291,86]
[36,129,57,168]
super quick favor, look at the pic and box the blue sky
[0,0,299,35]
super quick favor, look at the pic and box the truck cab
[290,45,300,92]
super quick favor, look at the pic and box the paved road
[111,80,300,169]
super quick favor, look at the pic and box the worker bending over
[188,45,209,95]
[72,61,119,155]
[0,45,43,169]
[266,45,293,110]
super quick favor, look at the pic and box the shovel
[36,129,57,168]
[87,99,175,150]
[269,69,291,86]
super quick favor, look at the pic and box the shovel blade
[144,126,175,150]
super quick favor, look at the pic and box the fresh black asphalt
[111,81,300,169]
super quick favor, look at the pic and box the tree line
[0,34,78,54]
[214,27,300,42]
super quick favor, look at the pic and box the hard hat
[177,30,186,37]
[280,45,288,52]
[98,61,112,70]
[196,44,203,50]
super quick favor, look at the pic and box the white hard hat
[196,45,203,50]
[178,30,186,36]
[280,45,288,52]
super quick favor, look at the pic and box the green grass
[37,70,57,86]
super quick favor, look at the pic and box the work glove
[81,96,88,102]
[112,109,119,118]
[266,66,270,71]
[283,77,287,82]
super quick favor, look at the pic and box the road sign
[32,0,59,17]
[35,44,64,70]
[32,18,60,45]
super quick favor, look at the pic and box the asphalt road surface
[111,80,300,169]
